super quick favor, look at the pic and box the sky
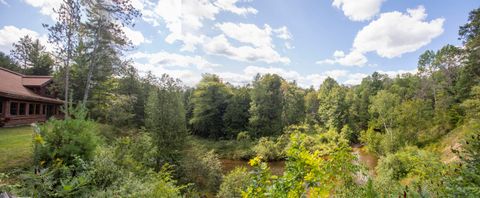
[0,0,478,87]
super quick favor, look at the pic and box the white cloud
[134,62,202,86]
[203,34,290,64]
[130,51,219,70]
[344,73,369,85]
[316,50,367,66]
[214,0,258,16]
[319,6,443,67]
[0,26,50,52]
[273,26,292,40]
[122,26,151,46]
[141,0,258,51]
[332,0,384,21]
[23,0,62,20]
[215,22,273,48]
[215,66,365,87]
[353,6,444,58]
[1,0,9,6]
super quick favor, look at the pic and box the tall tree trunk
[64,34,72,117]
[82,26,100,104]
[83,60,95,104]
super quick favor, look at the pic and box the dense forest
[0,0,480,197]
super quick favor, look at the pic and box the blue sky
[0,0,478,87]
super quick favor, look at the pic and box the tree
[189,74,231,139]
[80,0,140,105]
[44,0,82,115]
[317,77,348,130]
[249,74,284,137]
[304,89,320,125]
[281,81,305,126]
[10,36,54,75]
[223,86,251,139]
[369,90,400,145]
[145,74,187,166]
[0,52,21,72]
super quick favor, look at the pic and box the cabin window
[35,104,41,115]
[0,100,3,114]
[10,102,18,115]
[19,103,26,115]
[43,105,46,115]
[29,103,35,115]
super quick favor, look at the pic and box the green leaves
[190,74,231,139]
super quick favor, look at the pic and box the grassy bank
[0,126,33,171]
[186,136,255,160]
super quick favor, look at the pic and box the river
[219,144,378,180]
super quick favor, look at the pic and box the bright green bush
[374,146,445,197]
[218,167,250,198]
[33,106,100,167]
[243,128,359,197]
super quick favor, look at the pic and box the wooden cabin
[0,67,64,127]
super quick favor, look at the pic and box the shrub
[218,167,250,198]
[374,146,445,197]
[179,147,223,193]
[33,106,100,167]
[253,137,285,161]
[236,131,250,142]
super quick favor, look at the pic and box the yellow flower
[248,156,263,166]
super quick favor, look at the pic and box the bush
[236,131,250,141]
[33,106,100,167]
[179,147,223,193]
[89,135,183,197]
[253,137,285,161]
[218,167,250,198]
[374,146,445,197]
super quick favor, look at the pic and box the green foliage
[89,134,183,197]
[190,74,231,139]
[187,136,255,160]
[223,87,251,139]
[317,77,348,130]
[249,74,284,137]
[33,106,100,167]
[242,125,359,197]
[0,52,21,73]
[253,137,285,161]
[10,35,54,75]
[19,157,92,197]
[179,147,223,193]
[281,81,305,126]
[304,90,320,125]
[145,74,187,166]
[236,131,251,142]
[374,146,445,197]
[446,120,480,196]
[461,85,480,119]
[218,167,251,198]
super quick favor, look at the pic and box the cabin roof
[0,67,63,104]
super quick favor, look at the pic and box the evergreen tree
[10,36,54,75]
[145,74,187,166]
[0,52,21,72]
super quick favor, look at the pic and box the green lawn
[0,126,33,171]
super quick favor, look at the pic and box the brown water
[352,144,378,176]
[220,145,378,178]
